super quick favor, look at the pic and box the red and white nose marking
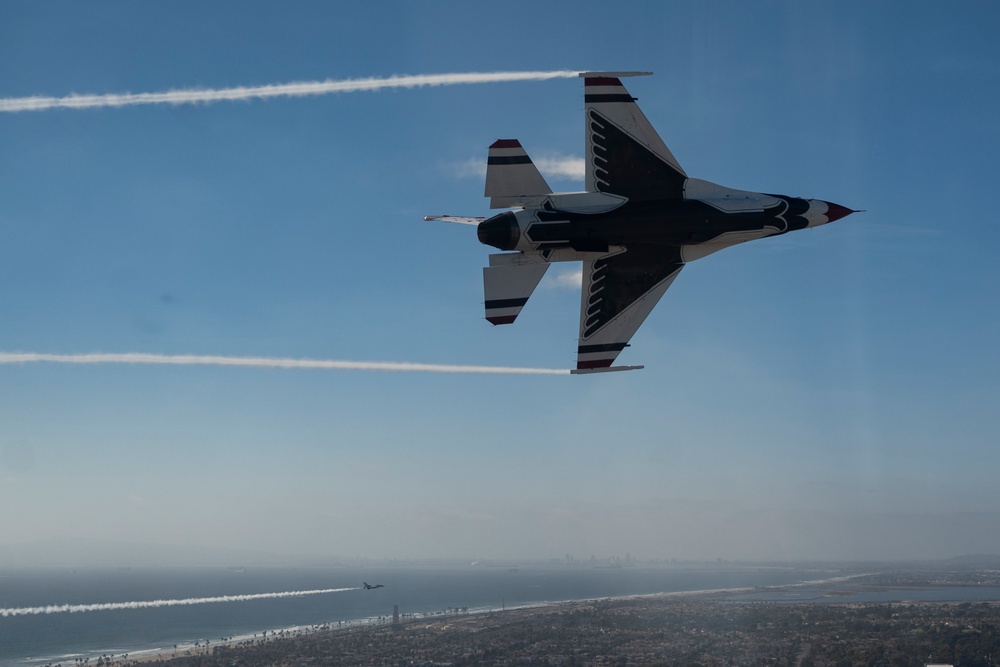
[823,201,855,223]
[807,200,857,227]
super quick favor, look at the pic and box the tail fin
[485,139,552,209]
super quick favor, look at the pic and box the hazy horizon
[2,536,998,570]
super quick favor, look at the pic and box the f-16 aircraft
[363,582,384,590]
[427,72,856,373]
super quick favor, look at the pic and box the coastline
[62,573,878,667]
[20,570,1000,667]
[118,579,1000,667]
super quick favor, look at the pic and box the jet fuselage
[479,187,850,257]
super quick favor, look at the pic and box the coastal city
[53,564,1000,667]
[116,596,1000,667]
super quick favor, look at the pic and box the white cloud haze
[533,156,586,181]
[543,268,584,290]
[455,155,584,182]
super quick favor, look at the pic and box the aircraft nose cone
[823,201,855,223]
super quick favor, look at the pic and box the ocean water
[0,564,823,666]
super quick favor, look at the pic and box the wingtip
[570,365,644,375]
[489,139,522,149]
[578,71,653,78]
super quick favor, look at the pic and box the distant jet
[427,72,856,373]
[363,582,384,590]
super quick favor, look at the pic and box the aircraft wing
[576,245,684,371]
[582,73,687,200]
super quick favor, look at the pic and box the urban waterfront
[0,563,824,666]
[6,561,1000,666]
[115,595,1000,666]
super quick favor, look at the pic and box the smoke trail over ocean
[0,352,570,375]
[0,71,579,112]
[0,587,359,617]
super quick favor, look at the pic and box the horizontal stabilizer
[483,259,549,325]
[570,365,644,375]
[485,139,552,209]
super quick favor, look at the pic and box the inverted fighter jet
[427,72,855,373]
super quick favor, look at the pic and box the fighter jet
[427,72,856,373]
[363,582,384,590]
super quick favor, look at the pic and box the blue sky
[1,1,998,564]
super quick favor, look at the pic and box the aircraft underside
[427,72,855,373]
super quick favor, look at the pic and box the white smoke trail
[0,352,569,375]
[0,586,359,617]
[0,71,580,113]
